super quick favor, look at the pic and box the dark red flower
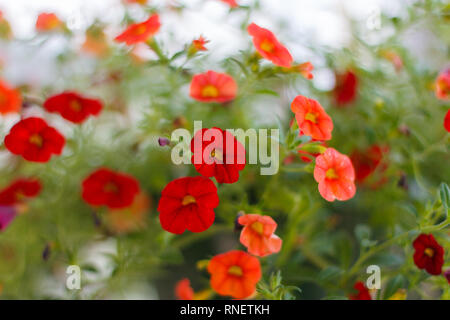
[444,270,450,284]
[82,168,140,209]
[4,117,65,162]
[0,179,42,206]
[43,91,102,124]
[444,109,450,133]
[334,70,358,106]
[191,128,246,184]
[413,234,444,276]
[350,145,389,184]
[157,176,219,234]
[349,281,371,300]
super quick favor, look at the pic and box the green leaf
[383,275,406,300]
[318,266,343,282]
[439,182,450,218]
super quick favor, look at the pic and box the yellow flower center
[70,100,82,112]
[424,248,434,258]
[305,112,317,123]
[228,265,243,277]
[134,25,147,35]
[201,85,219,98]
[104,182,118,193]
[29,134,43,147]
[260,39,274,53]
[326,168,339,180]
[182,195,196,206]
[210,148,223,161]
[251,221,264,235]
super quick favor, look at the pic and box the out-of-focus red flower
[334,70,358,106]
[36,13,63,32]
[247,23,293,68]
[349,281,372,300]
[115,14,161,45]
[157,176,219,234]
[291,95,333,141]
[43,91,103,124]
[314,148,356,202]
[175,278,195,300]
[444,270,450,284]
[4,117,65,163]
[238,214,282,257]
[207,250,261,299]
[0,179,42,206]
[351,145,389,184]
[190,71,237,103]
[291,62,314,79]
[82,168,140,209]
[191,128,246,184]
[435,68,450,100]
[0,206,16,232]
[413,234,444,276]
[0,79,22,115]
[125,0,148,4]
[220,0,238,7]
[444,110,450,133]
[82,25,109,58]
[191,36,209,52]
[380,50,403,72]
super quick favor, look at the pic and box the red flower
[4,117,65,163]
[36,13,63,32]
[444,270,450,284]
[207,250,261,299]
[334,70,358,105]
[435,68,450,100]
[0,79,22,115]
[157,176,219,234]
[191,128,246,184]
[190,71,237,103]
[43,91,103,124]
[349,281,372,300]
[351,145,389,184]
[82,168,140,209]
[125,0,148,4]
[291,62,314,79]
[115,14,160,45]
[444,109,450,133]
[220,0,238,7]
[291,95,333,141]
[238,214,282,257]
[314,148,356,202]
[413,234,444,276]
[175,278,194,300]
[0,179,42,206]
[247,23,293,68]
[191,36,209,52]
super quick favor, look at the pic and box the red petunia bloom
[435,68,450,100]
[220,0,239,7]
[413,234,444,276]
[444,110,450,133]
[43,91,103,124]
[189,71,237,103]
[291,95,333,141]
[4,117,65,163]
[207,250,261,299]
[36,13,63,32]
[175,278,194,300]
[238,214,282,257]
[82,168,140,209]
[0,206,16,231]
[0,179,42,206]
[191,36,209,52]
[334,70,358,106]
[314,148,356,202]
[115,14,160,45]
[191,127,246,184]
[351,145,389,184]
[0,79,22,115]
[157,176,219,234]
[247,23,293,68]
[349,281,372,300]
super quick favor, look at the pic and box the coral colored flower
[82,168,140,209]
[0,179,42,206]
[125,0,148,4]
[334,70,358,105]
[413,234,444,276]
[0,206,16,231]
[191,128,246,184]
[238,214,282,257]
[105,192,150,233]
[189,71,237,103]
[247,23,293,68]
[292,62,314,79]
[445,110,450,133]
[207,250,261,299]
[115,14,160,45]
[4,117,65,163]
[349,281,372,300]
[314,148,356,202]
[291,95,333,141]
[175,278,194,300]
[36,13,63,32]
[435,68,450,100]
[43,91,103,124]
[351,145,389,184]
[220,0,238,7]
[82,25,109,58]
[191,36,209,52]
[0,79,22,115]
[158,176,219,234]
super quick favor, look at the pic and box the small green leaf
[439,182,450,218]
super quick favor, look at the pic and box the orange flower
[238,214,282,257]
[82,25,109,58]
[36,13,63,32]
[175,278,194,300]
[220,0,239,7]
[314,148,356,202]
[115,14,161,45]
[207,250,261,299]
[247,23,293,68]
[0,79,21,115]
[291,95,333,141]
[291,62,314,79]
[191,36,209,52]
[190,70,237,103]
[435,68,450,100]
[125,0,148,4]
